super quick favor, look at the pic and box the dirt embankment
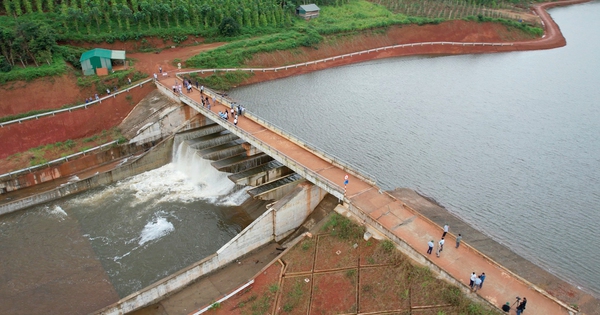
[0,74,97,117]
[0,83,156,160]
[232,0,590,87]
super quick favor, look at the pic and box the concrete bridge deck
[155,77,574,315]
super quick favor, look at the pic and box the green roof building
[296,4,320,19]
[79,48,126,75]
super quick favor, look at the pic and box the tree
[0,27,16,67]
[44,0,53,12]
[218,16,240,37]
[0,55,12,72]
[34,0,43,13]
[120,4,133,30]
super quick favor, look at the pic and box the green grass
[321,213,365,240]
[0,57,67,84]
[187,71,252,91]
[186,0,445,70]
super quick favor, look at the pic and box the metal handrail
[177,41,514,76]
[0,140,118,179]
[0,78,153,128]
[181,83,377,185]
[177,92,344,196]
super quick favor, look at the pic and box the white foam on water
[138,215,174,246]
[218,186,251,206]
[46,205,67,220]
[72,141,241,208]
[67,175,80,182]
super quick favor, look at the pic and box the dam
[0,64,592,315]
[1,3,600,314]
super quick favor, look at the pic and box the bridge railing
[182,82,377,186]
[177,93,345,198]
[0,78,153,128]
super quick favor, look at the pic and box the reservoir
[229,2,600,297]
[1,3,598,315]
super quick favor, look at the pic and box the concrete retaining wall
[94,183,324,315]
[130,105,206,146]
[273,182,326,241]
[0,137,173,216]
[0,143,150,194]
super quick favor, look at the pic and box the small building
[296,4,320,19]
[79,48,126,76]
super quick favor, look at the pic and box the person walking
[427,240,434,255]
[473,276,482,292]
[516,297,527,315]
[153,73,158,81]
[479,272,486,289]
[234,117,238,126]
[439,238,445,252]
[456,233,462,248]
[469,272,477,289]
[159,66,162,73]
[442,224,449,238]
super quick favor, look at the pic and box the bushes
[188,71,252,91]
[466,15,544,36]
[57,45,87,69]
[186,31,319,68]
[0,57,67,84]
[218,17,241,37]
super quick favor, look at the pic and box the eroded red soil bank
[0,84,155,160]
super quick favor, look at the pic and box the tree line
[0,21,56,72]
[0,0,304,34]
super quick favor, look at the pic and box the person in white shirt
[469,272,477,289]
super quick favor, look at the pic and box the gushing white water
[138,216,174,246]
[172,142,237,199]
[71,141,243,208]
[47,205,67,220]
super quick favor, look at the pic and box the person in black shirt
[516,297,527,315]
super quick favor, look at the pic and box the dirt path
[128,42,225,76]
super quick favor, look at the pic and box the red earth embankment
[0,74,97,117]
[0,83,155,160]
[232,0,589,87]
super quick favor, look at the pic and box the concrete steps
[211,153,273,173]
[187,132,240,150]
[247,173,304,200]
[198,140,247,161]
[176,123,306,202]
[228,160,293,187]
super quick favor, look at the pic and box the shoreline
[221,0,591,88]
[390,188,600,314]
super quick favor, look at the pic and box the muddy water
[229,3,600,297]
[0,142,261,315]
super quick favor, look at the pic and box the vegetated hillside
[0,0,541,77]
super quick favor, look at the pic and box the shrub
[218,17,241,37]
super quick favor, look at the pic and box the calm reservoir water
[229,2,600,297]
